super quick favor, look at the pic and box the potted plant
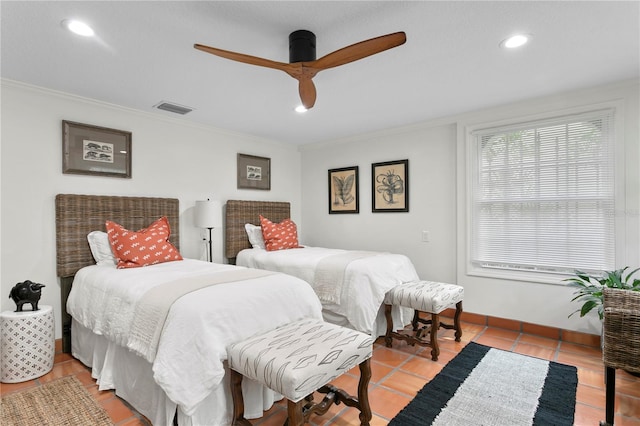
[567,266,640,319]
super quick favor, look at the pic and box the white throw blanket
[128,268,275,362]
[312,251,377,304]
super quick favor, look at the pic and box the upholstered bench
[227,318,374,426]
[384,280,464,361]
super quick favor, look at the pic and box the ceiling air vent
[154,101,194,115]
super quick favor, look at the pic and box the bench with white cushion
[227,318,374,426]
[384,280,464,361]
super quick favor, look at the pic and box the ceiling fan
[194,30,406,109]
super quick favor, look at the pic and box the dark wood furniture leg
[357,358,372,425]
[600,366,616,426]
[229,369,252,426]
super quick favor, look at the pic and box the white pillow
[87,231,117,266]
[244,223,265,249]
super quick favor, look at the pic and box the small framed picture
[62,120,132,178]
[237,153,271,190]
[372,159,408,212]
[328,166,359,214]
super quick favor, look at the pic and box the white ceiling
[2,1,638,146]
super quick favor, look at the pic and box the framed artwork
[62,120,132,178]
[237,153,271,190]
[372,159,409,212]
[328,166,359,214]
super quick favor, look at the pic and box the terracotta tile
[327,371,359,395]
[513,342,556,361]
[578,367,605,389]
[474,335,516,351]
[371,346,411,367]
[574,402,605,425]
[559,341,603,358]
[367,386,412,419]
[522,322,561,340]
[400,355,444,379]
[369,361,394,384]
[481,327,520,341]
[100,395,134,423]
[0,379,37,395]
[615,414,640,426]
[617,393,640,419]
[518,333,559,349]
[379,370,427,397]
[617,375,640,398]
[488,316,521,331]
[556,351,604,372]
[562,329,601,347]
[576,383,606,408]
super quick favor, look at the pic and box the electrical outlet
[421,231,430,242]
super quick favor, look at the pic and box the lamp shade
[194,199,222,228]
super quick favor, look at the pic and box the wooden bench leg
[384,304,393,347]
[229,369,252,426]
[454,301,463,342]
[287,399,305,426]
[358,358,372,426]
[430,313,440,361]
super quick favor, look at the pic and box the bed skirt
[71,320,282,426]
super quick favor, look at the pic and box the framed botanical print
[372,159,408,212]
[328,166,359,214]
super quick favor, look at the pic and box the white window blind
[471,109,615,274]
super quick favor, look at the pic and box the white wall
[0,80,302,338]
[300,79,639,336]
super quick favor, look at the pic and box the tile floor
[1,319,638,426]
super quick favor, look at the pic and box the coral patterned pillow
[260,215,302,251]
[105,217,183,269]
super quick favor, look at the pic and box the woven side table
[1,305,55,383]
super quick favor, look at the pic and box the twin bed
[56,195,420,426]
[225,199,419,337]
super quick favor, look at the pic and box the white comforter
[67,259,323,416]
[236,247,419,335]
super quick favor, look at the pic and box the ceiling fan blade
[311,31,406,71]
[298,77,317,109]
[194,43,296,74]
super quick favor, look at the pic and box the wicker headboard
[225,200,290,262]
[55,194,180,278]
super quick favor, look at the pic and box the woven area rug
[390,342,578,426]
[1,375,113,426]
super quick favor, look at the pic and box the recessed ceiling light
[61,19,95,37]
[500,34,530,49]
[295,105,308,113]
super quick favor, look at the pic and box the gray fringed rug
[1,375,113,426]
[390,342,578,426]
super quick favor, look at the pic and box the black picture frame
[237,153,271,190]
[328,166,359,214]
[372,159,409,212]
[62,120,132,178]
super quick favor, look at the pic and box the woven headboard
[55,194,180,278]
[225,200,290,262]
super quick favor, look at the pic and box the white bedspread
[67,259,323,416]
[236,247,420,335]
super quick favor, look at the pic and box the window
[470,109,615,276]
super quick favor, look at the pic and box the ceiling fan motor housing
[289,30,316,63]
